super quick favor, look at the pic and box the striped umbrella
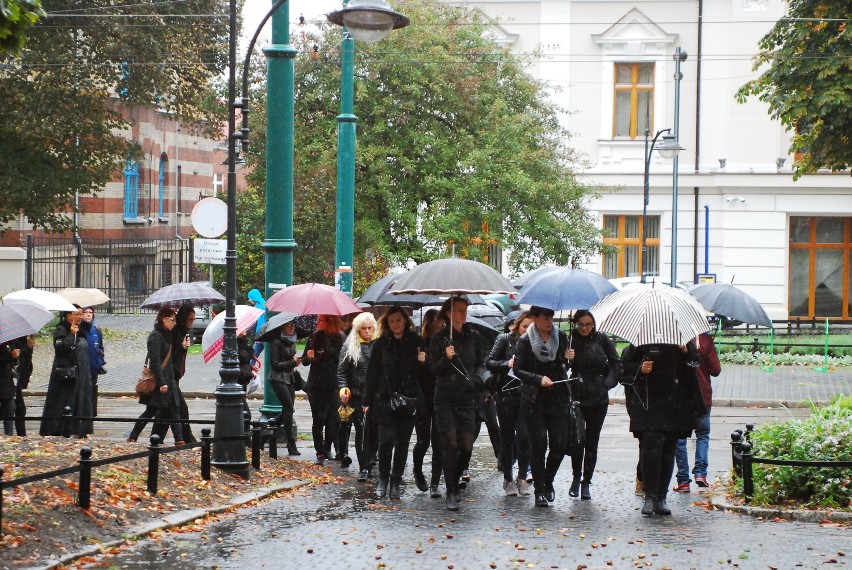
[0,299,54,345]
[140,282,225,310]
[590,284,711,346]
[201,305,264,364]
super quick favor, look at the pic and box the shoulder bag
[135,346,172,397]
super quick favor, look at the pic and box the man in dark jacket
[673,332,721,491]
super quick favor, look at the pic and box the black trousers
[377,418,415,478]
[153,383,196,443]
[523,399,570,493]
[475,396,501,460]
[130,404,183,443]
[496,392,529,482]
[269,379,297,442]
[307,390,339,458]
[14,388,26,436]
[570,402,608,483]
[412,403,444,483]
[639,430,678,500]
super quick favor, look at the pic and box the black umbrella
[358,271,486,308]
[140,281,224,310]
[687,283,772,328]
[411,312,499,344]
[254,311,308,342]
[389,258,514,296]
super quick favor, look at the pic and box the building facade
[451,0,850,320]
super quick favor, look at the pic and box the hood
[247,288,266,308]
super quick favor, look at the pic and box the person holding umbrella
[268,318,304,456]
[301,315,347,465]
[79,306,106,417]
[565,310,622,501]
[0,339,20,436]
[621,341,706,516]
[513,305,572,507]
[415,309,445,498]
[337,312,379,479]
[428,296,489,511]
[364,306,426,500]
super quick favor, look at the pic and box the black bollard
[147,434,162,494]
[200,428,212,481]
[62,406,73,438]
[730,430,743,476]
[78,446,93,509]
[251,423,262,470]
[267,420,278,460]
[0,466,4,538]
[243,409,251,439]
[741,441,754,502]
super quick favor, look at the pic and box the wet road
[93,441,849,569]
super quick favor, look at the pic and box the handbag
[55,366,76,381]
[388,391,417,418]
[135,346,172,397]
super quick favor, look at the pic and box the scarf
[527,322,558,363]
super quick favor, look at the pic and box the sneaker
[694,475,709,488]
[516,478,531,496]
[673,482,691,493]
[315,453,326,466]
[634,478,644,496]
[503,480,518,496]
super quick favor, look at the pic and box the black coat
[485,332,522,399]
[337,338,376,398]
[301,331,346,393]
[568,330,623,407]
[13,336,33,391]
[0,341,17,401]
[364,330,425,424]
[40,322,93,436]
[141,326,179,409]
[514,327,571,405]
[621,344,706,437]
[429,323,488,405]
[172,325,191,381]
[237,336,255,388]
[269,335,300,385]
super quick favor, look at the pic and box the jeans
[675,410,711,483]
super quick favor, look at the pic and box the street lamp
[328,0,409,298]
[670,46,687,286]
[641,128,683,284]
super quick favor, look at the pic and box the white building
[449,0,851,320]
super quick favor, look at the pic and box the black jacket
[237,336,256,387]
[337,338,376,398]
[301,331,346,393]
[364,330,425,423]
[13,336,33,391]
[39,322,93,436]
[0,341,18,401]
[429,323,488,405]
[269,335,299,385]
[514,327,571,405]
[485,332,522,398]
[568,330,622,407]
[143,325,179,409]
[621,343,705,437]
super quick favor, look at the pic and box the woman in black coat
[301,315,346,465]
[622,342,704,516]
[429,296,489,511]
[40,307,94,438]
[565,310,622,500]
[337,312,378,479]
[513,305,572,507]
[486,310,534,497]
[363,306,426,500]
[269,319,303,456]
[152,305,196,444]
[128,308,184,444]
[414,309,445,498]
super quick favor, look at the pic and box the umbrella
[517,267,617,311]
[410,312,499,344]
[201,305,265,363]
[57,287,111,307]
[139,281,224,310]
[254,311,303,343]
[590,284,711,346]
[266,283,362,316]
[389,258,514,295]
[687,283,772,328]
[357,271,486,307]
[511,265,560,289]
[3,288,77,312]
[0,299,55,345]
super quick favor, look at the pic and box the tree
[736,1,851,179]
[0,0,45,54]
[0,0,229,231]
[244,0,603,288]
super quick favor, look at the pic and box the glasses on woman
[577,321,594,328]
[165,316,176,322]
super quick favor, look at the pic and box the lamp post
[328,0,409,298]
[670,46,687,286]
[641,128,683,284]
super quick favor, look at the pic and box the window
[123,160,139,218]
[158,155,168,218]
[789,217,852,318]
[602,215,660,278]
[614,63,654,139]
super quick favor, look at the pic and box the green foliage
[0,0,45,54]
[243,0,603,284]
[0,0,229,231]
[720,350,852,367]
[736,1,851,178]
[741,398,852,508]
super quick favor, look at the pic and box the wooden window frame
[602,214,660,278]
[613,62,655,139]
[788,216,852,319]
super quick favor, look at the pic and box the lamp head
[655,134,684,159]
[327,0,410,44]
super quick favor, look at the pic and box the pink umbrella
[266,283,362,316]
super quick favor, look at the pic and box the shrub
[741,395,852,509]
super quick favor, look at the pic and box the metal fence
[25,235,192,313]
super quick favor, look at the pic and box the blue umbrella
[517,267,618,311]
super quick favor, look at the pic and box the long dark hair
[378,306,414,336]
[155,307,177,327]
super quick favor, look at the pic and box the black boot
[376,477,389,499]
[287,439,301,456]
[357,468,369,482]
[534,492,549,507]
[581,482,591,500]
[654,497,672,515]
[340,454,352,468]
[413,469,428,492]
[389,476,403,500]
[446,490,460,511]
[544,480,555,502]
[430,474,442,498]
[641,495,656,516]
[569,478,580,497]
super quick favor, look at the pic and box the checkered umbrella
[139,282,224,310]
[590,284,711,346]
[201,305,264,364]
[0,299,54,345]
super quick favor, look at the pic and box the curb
[709,491,852,524]
[33,479,310,570]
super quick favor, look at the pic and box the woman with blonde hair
[337,312,379,478]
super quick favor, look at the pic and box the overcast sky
[241,0,342,52]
